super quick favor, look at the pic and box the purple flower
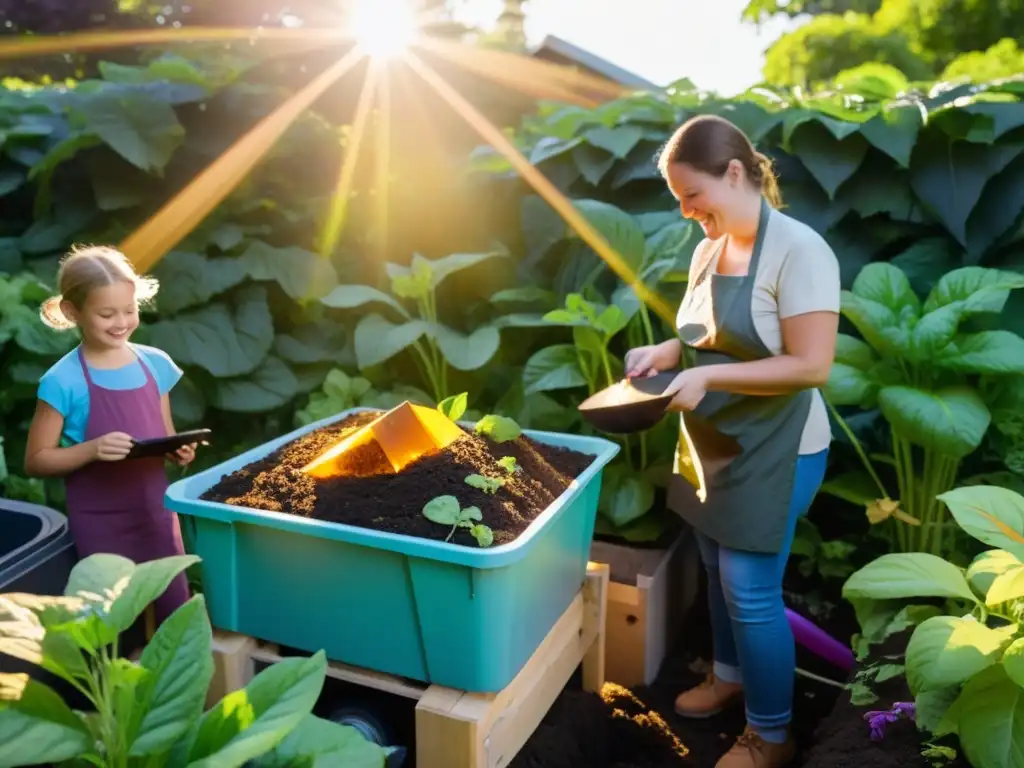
[863,702,916,741]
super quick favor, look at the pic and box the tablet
[126,429,212,460]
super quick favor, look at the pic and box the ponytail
[40,295,75,330]
[753,151,783,208]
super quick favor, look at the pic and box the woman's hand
[664,368,709,412]
[624,339,681,378]
[169,443,197,466]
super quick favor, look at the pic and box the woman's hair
[40,245,159,330]
[657,114,783,208]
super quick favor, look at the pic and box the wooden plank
[208,631,257,708]
[249,647,427,702]
[581,561,609,693]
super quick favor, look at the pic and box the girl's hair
[40,245,159,330]
[657,114,783,208]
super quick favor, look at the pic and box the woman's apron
[64,346,190,624]
[666,198,814,555]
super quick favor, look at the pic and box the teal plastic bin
[165,407,619,693]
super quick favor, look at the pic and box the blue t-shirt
[38,344,183,445]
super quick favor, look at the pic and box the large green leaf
[151,251,248,315]
[149,286,274,378]
[879,386,990,457]
[210,355,300,413]
[430,323,501,371]
[839,293,909,357]
[320,285,408,317]
[130,596,213,756]
[353,314,429,369]
[939,485,1024,561]
[583,125,644,159]
[924,266,1024,315]
[967,550,1023,601]
[572,144,616,186]
[851,262,921,318]
[1002,638,1024,689]
[75,90,185,174]
[953,664,1024,768]
[386,249,506,292]
[964,151,1024,263]
[0,673,92,768]
[788,122,868,199]
[824,362,876,407]
[252,715,390,768]
[241,242,339,301]
[936,331,1024,375]
[834,333,876,369]
[522,345,587,395]
[842,552,978,604]
[859,105,922,168]
[183,652,326,768]
[905,616,1011,694]
[571,199,646,272]
[909,135,1024,247]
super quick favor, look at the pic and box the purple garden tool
[786,608,855,671]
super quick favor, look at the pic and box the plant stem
[410,340,442,403]
[795,666,847,690]
[825,399,888,498]
[640,432,648,470]
[640,303,656,346]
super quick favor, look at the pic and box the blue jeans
[694,449,828,743]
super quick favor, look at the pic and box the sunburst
[0,0,675,326]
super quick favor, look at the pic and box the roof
[529,34,659,90]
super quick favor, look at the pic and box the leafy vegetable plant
[824,261,1024,556]
[318,249,509,403]
[295,368,432,426]
[422,494,494,547]
[497,456,520,475]
[842,484,1024,768]
[0,553,392,768]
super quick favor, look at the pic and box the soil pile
[200,411,595,546]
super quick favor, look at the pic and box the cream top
[685,207,842,454]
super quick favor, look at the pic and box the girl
[24,244,195,628]
[626,115,840,768]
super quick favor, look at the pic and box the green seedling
[423,494,494,547]
[465,474,504,494]
[497,456,520,475]
[474,414,521,442]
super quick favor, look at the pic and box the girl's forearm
[701,355,830,396]
[25,441,96,478]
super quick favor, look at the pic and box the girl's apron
[64,346,189,624]
[666,198,814,555]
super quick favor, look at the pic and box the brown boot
[674,672,743,718]
[716,726,796,768]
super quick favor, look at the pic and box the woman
[625,114,840,768]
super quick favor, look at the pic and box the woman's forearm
[700,355,830,396]
[25,441,96,478]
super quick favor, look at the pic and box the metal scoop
[300,401,465,479]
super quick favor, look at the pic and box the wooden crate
[590,526,700,688]
[208,562,610,768]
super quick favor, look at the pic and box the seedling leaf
[437,393,468,422]
[470,524,494,547]
[497,456,520,475]
[474,414,521,442]
[465,474,504,494]
[423,495,460,526]
[460,506,483,523]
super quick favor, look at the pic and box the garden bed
[200,410,595,547]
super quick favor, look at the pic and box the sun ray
[318,57,382,260]
[417,36,629,103]
[404,49,675,329]
[373,64,393,263]
[120,46,367,272]
[413,37,603,108]
[0,26,352,61]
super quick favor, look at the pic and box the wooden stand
[208,562,610,768]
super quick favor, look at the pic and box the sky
[452,0,804,96]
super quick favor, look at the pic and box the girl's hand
[169,443,197,466]
[664,369,709,412]
[92,431,134,461]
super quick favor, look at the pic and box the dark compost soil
[200,411,595,547]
